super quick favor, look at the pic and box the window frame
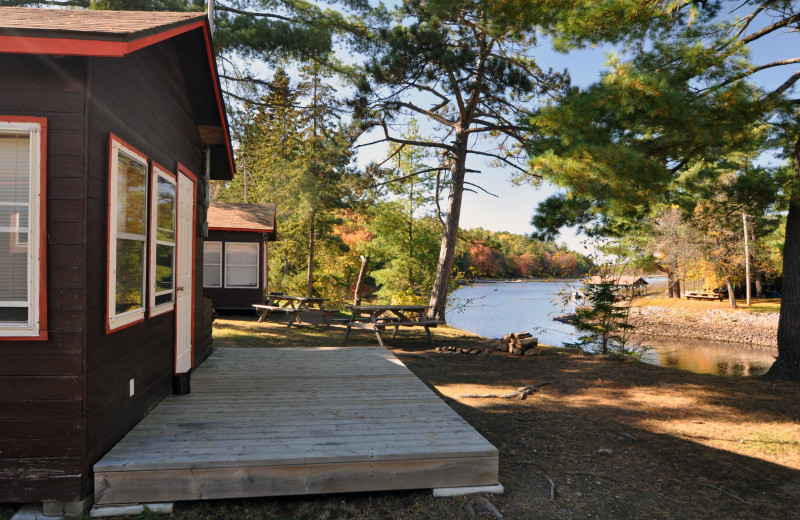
[148,163,177,317]
[0,116,47,340]
[224,242,260,289]
[202,240,222,288]
[107,134,149,332]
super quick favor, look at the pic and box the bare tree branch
[366,167,449,189]
[742,11,800,44]
[216,4,297,23]
[469,149,529,174]
[465,181,499,197]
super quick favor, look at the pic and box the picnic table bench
[342,304,444,347]
[685,291,724,301]
[253,294,332,327]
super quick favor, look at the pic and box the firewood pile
[501,331,538,356]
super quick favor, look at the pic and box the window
[107,135,148,331]
[0,118,46,339]
[149,164,176,316]
[224,243,259,288]
[203,241,222,288]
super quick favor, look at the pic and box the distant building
[587,275,649,296]
[204,202,277,310]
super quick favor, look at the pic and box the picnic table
[253,294,331,327]
[685,291,724,301]
[342,304,444,347]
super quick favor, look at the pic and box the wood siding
[85,42,208,469]
[1,36,217,505]
[0,55,87,503]
[203,230,266,310]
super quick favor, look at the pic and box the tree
[215,68,357,297]
[568,279,637,357]
[523,0,800,379]
[354,0,570,320]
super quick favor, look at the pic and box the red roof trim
[0,19,206,58]
[208,226,275,234]
[0,17,235,179]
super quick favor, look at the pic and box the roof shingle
[208,203,276,238]
[0,7,204,40]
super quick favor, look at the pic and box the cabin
[204,202,276,311]
[587,275,649,296]
[0,7,234,514]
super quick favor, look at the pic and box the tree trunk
[669,270,681,298]
[755,270,765,298]
[656,263,681,298]
[306,214,315,298]
[724,275,737,309]
[767,132,800,380]
[427,131,469,321]
[353,255,369,306]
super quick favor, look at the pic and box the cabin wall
[0,55,88,502]
[84,43,208,466]
[204,230,266,310]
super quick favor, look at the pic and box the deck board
[93,347,498,505]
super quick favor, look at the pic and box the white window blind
[0,120,42,337]
[224,242,258,288]
[203,241,222,288]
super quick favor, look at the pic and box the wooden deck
[93,347,499,505]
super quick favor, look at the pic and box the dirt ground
[3,316,799,519]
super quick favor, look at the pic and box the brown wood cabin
[0,8,235,514]
[204,202,277,311]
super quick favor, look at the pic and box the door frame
[174,163,197,374]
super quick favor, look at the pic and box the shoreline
[628,306,778,347]
[553,306,778,348]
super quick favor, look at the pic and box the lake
[446,280,777,376]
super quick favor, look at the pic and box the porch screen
[225,242,258,288]
[0,120,43,337]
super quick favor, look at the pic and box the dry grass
[3,315,799,520]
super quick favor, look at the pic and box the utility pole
[243,156,248,203]
[743,212,751,306]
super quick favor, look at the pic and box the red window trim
[106,134,149,334]
[0,115,48,342]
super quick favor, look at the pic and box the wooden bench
[253,304,299,327]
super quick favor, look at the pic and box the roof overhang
[0,11,235,180]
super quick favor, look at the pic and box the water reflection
[447,281,778,377]
[637,336,776,376]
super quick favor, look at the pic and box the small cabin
[587,275,649,296]
[0,7,234,514]
[204,202,277,310]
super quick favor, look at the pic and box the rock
[596,448,614,455]
[618,433,636,441]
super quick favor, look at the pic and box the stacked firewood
[501,331,538,356]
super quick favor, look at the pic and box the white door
[175,170,196,374]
